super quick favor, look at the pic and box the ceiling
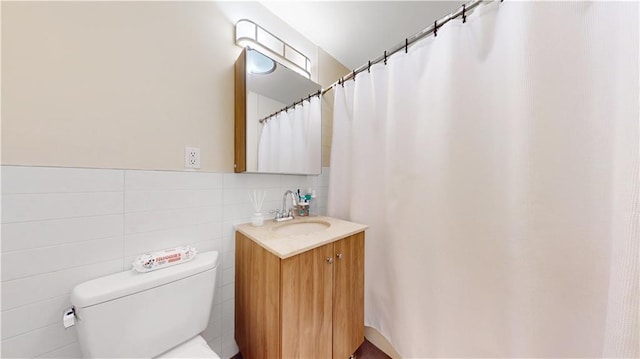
[261,1,462,70]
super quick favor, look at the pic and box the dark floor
[353,339,392,359]
[231,339,391,359]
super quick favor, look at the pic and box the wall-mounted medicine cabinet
[234,48,322,175]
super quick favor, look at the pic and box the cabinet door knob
[326,257,334,264]
[336,253,343,260]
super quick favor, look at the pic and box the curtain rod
[321,0,492,95]
[258,90,321,124]
[259,0,494,123]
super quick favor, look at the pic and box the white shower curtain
[258,96,321,174]
[329,2,638,357]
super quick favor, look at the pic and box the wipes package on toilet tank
[132,246,197,272]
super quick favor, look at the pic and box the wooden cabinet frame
[233,49,246,173]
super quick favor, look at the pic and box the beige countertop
[235,216,367,259]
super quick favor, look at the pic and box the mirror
[235,48,322,175]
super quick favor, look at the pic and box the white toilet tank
[70,251,219,358]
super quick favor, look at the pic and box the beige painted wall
[1,1,347,172]
[318,48,349,167]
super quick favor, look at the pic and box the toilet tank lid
[71,251,219,308]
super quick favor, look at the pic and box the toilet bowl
[157,335,220,359]
[70,251,220,358]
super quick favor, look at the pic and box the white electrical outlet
[185,147,201,169]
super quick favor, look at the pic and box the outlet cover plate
[185,147,201,169]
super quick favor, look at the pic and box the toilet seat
[156,335,220,359]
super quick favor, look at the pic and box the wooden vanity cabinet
[235,231,365,359]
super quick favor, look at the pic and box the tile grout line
[125,217,227,237]
[124,220,225,239]
[1,255,124,283]
[122,170,126,271]
[0,321,74,343]
[1,190,125,195]
[217,172,229,354]
[122,203,228,215]
[2,212,125,225]
[1,234,125,254]
[0,213,121,225]
[1,316,71,342]
[1,293,70,313]
[33,341,79,359]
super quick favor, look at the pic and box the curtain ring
[462,4,466,23]
[384,50,388,65]
[405,38,408,53]
[368,60,371,73]
[353,70,356,81]
[434,20,438,37]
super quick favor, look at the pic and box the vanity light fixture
[246,49,276,75]
[235,19,311,78]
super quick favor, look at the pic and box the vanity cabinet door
[332,232,365,359]
[281,243,334,358]
[235,232,281,359]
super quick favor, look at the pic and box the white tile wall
[1,167,124,194]
[1,324,77,359]
[2,215,123,252]
[34,343,82,359]
[1,192,124,223]
[2,236,122,281]
[1,296,71,340]
[1,165,330,358]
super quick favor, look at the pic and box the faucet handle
[269,209,281,219]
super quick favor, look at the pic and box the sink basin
[273,220,331,236]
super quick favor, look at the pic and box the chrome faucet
[272,190,298,222]
[282,190,298,214]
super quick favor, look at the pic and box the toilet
[70,251,220,358]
